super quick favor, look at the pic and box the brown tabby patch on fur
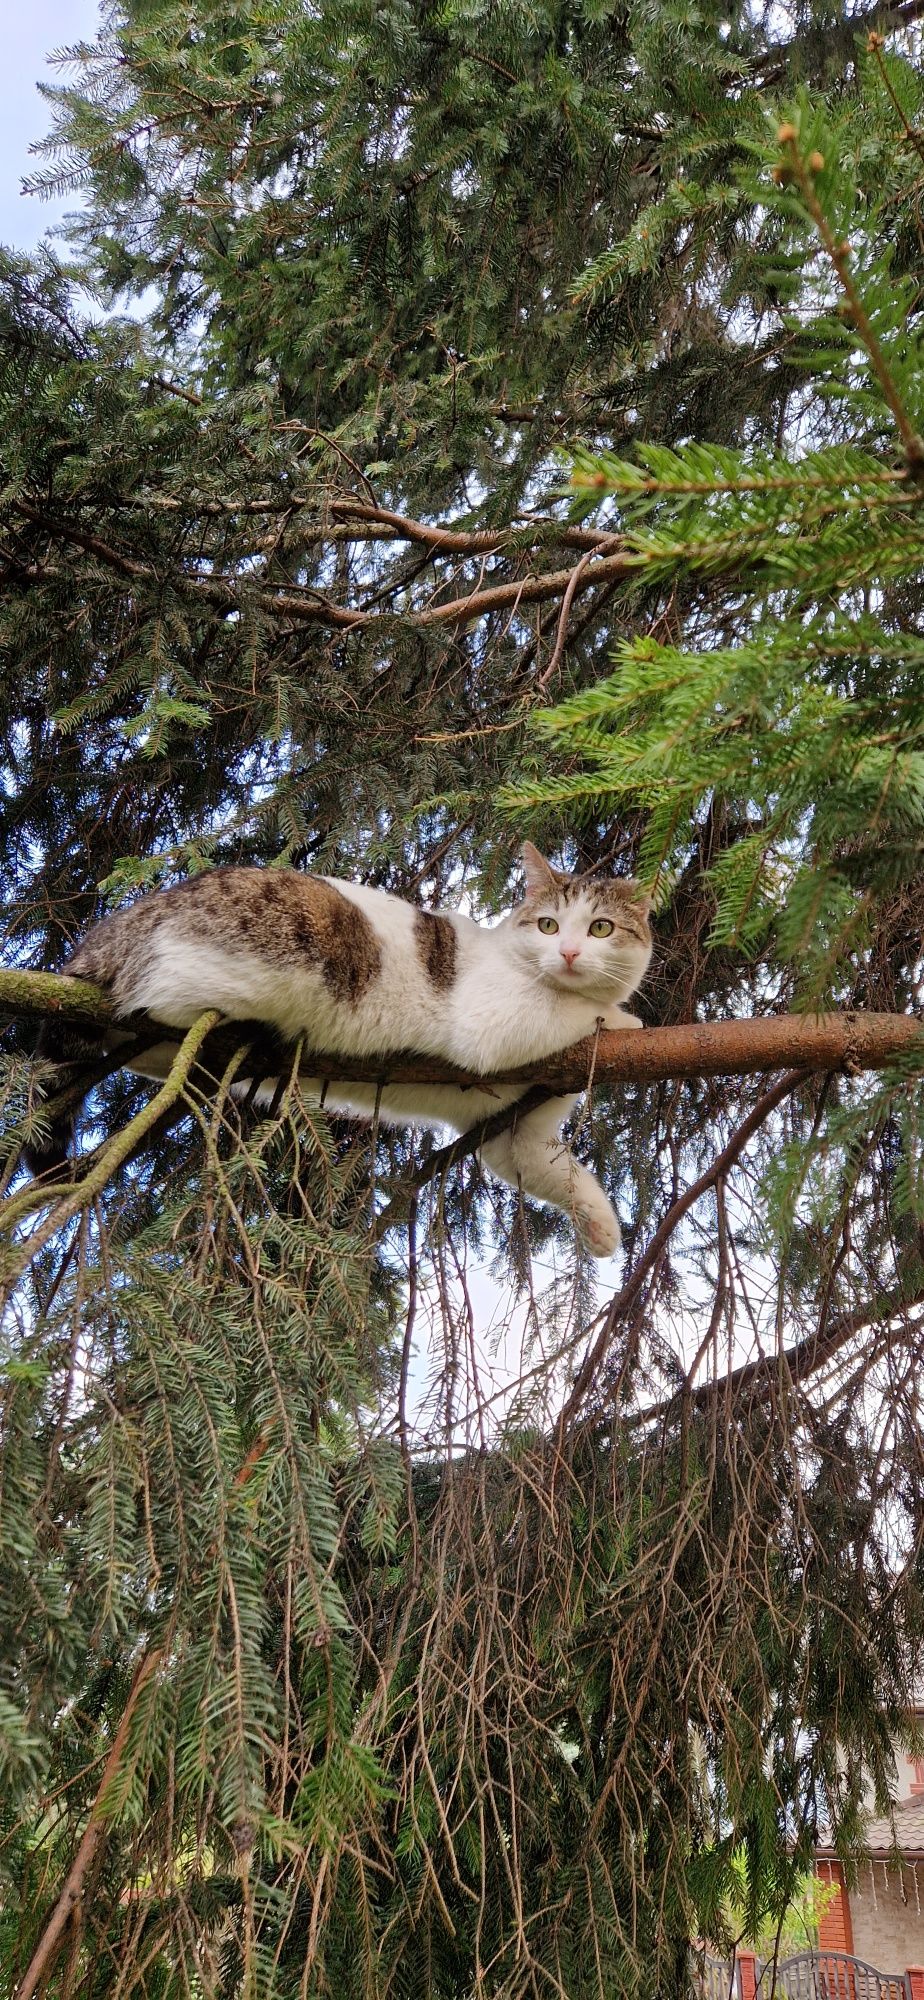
[70,869,382,1007]
[413,910,458,989]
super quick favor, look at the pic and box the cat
[25,842,652,1256]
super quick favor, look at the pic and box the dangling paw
[574,1194,622,1259]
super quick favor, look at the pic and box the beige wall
[869,1746,924,1810]
[847,1863,924,1968]
[860,1721,924,1812]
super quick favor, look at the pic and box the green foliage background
[2,3,924,1994]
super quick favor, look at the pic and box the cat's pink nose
[560,947,581,969]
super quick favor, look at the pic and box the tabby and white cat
[27,843,652,1256]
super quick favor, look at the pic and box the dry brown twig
[556,1069,806,1434]
[14,1649,162,2000]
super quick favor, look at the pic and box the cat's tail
[22,1015,107,1177]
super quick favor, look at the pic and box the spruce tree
[3,4,924,1995]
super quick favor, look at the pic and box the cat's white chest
[441,961,600,1073]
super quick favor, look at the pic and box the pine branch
[3,969,923,1090]
[1,1010,221,1291]
[14,1648,162,2000]
[327,499,627,558]
[19,488,627,554]
[557,1070,806,1430]
[10,498,638,632]
[779,127,924,468]
[634,1281,924,1423]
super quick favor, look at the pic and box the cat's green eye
[588,918,615,938]
[537,916,559,935]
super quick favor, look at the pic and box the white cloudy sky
[1,0,101,253]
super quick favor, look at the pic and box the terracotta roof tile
[817,1799,924,1860]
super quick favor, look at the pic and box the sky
[0,0,102,254]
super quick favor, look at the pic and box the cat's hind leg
[480,1095,621,1258]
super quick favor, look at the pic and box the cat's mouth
[549,964,605,993]
[545,958,641,1000]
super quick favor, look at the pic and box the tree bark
[3,968,922,1089]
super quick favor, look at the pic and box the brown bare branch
[9,498,636,632]
[693,1283,924,1409]
[557,1070,806,1432]
[4,971,923,1090]
[372,1084,558,1242]
[63,486,624,556]
[15,1648,162,2000]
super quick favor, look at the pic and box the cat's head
[509,842,653,1003]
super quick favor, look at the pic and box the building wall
[861,1725,924,1812]
[817,1862,853,1954]
[841,1862,924,1969]
[895,1749,924,1801]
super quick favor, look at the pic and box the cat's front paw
[602,1009,643,1032]
[575,1197,622,1259]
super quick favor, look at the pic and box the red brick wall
[738,1953,758,2000]
[816,1860,854,1954]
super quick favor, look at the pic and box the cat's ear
[627,882,654,916]
[521,841,559,902]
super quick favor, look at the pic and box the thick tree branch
[3,970,923,1089]
[634,1282,924,1424]
[0,967,108,1025]
[9,972,920,1415]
